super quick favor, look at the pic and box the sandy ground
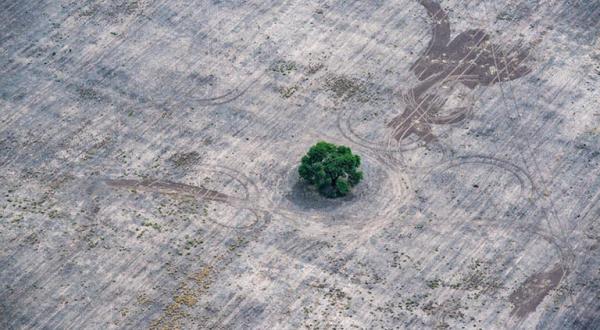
[1,0,599,328]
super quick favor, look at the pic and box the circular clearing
[269,152,411,227]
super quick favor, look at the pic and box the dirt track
[1,0,599,328]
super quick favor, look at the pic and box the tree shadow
[286,178,357,212]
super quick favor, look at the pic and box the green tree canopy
[298,141,363,198]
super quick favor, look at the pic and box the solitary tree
[299,141,363,198]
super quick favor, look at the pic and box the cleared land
[1,0,599,328]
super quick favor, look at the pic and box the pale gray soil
[1,0,599,329]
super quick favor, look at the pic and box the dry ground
[1,0,600,329]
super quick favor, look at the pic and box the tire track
[104,165,263,230]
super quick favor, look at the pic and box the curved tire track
[104,165,263,230]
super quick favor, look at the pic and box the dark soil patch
[169,151,200,168]
[509,264,565,318]
[388,0,533,143]
[324,75,370,102]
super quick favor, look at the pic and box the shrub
[298,141,363,198]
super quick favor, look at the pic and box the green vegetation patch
[299,141,363,198]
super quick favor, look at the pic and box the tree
[298,141,363,198]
